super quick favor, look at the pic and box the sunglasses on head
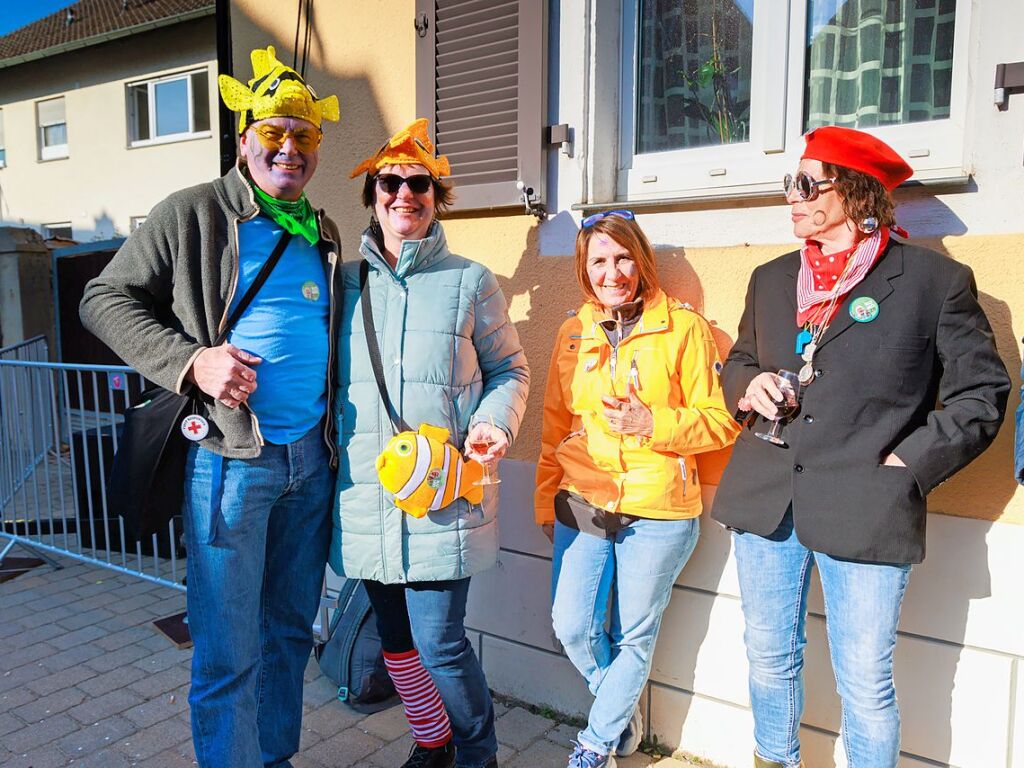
[250,124,322,153]
[783,172,836,201]
[581,209,636,228]
[375,173,434,195]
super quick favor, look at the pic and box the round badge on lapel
[301,281,321,301]
[849,296,879,323]
[181,414,209,441]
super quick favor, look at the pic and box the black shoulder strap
[213,230,293,346]
[359,259,411,434]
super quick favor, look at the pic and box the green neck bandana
[250,181,319,246]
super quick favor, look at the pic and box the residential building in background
[0,0,218,242]
[226,1,1024,766]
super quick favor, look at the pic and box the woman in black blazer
[712,126,1009,768]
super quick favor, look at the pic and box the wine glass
[755,370,801,447]
[471,416,502,486]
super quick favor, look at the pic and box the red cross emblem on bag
[181,415,209,442]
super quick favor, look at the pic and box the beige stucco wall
[231,1,417,252]
[0,16,220,240]
[444,222,1024,527]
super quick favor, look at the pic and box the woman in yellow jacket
[536,211,738,768]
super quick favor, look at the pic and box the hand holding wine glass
[601,384,653,437]
[738,371,788,420]
[754,370,801,447]
[464,417,507,485]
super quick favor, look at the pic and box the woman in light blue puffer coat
[330,120,529,768]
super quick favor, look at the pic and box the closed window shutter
[416,0,546,212]
[37,97,66,127]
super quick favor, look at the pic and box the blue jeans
[364,578,497,768]
[732,509,911,768]
[183,426,334,768]
[551,516,700,755]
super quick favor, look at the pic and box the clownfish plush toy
[376,425,484,518]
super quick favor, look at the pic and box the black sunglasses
[375,173,434,195]
[783,172,836,201]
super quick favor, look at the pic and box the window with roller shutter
[37,97,68,161]
[415,0,546,213]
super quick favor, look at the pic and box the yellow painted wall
[230,2,1024,526]
[230,0,418,252]
[446,222,1024,526]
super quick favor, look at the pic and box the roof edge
[0,6,216,71]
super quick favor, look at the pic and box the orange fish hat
[350,118,451,180]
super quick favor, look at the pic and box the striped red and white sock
[383,649,452,748]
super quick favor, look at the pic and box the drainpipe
[216,0,236,175]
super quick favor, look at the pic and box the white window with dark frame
[0,108,6,167]
[127,68,211,147]
[37,97,68,161]
[601,0,968,203]
[42,222,72,240]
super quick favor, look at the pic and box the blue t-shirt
[228,216,329,444]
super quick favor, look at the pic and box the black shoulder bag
[107,231,293,543]
[358,259,411,434]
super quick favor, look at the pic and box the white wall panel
[480,635,593,720]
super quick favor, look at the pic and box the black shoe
[401,741,456,768]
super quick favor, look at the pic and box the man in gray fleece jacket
[80,46,342,768]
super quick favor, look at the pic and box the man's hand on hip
[187,344,261,408]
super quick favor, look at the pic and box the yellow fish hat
[349,118,451,180]
[375,424,483,518]
[218,45,340,134]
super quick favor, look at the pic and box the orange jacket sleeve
[647,314,740,456]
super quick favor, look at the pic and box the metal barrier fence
[0,336,185,590]
[0,336,52,511]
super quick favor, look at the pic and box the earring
[859,216,879,234]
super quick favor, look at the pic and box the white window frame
[42,222,72,240]
[126,68,212,148]
[588,0,972,204]
[37,97,68,161]
[0,108,6,168]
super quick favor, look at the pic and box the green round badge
[849,296,879,323]
[301,281,321,301]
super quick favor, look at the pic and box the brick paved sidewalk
[0,554,703,767]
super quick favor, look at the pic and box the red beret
[801,126,913,191]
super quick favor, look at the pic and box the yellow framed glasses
[251,124,322,153]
